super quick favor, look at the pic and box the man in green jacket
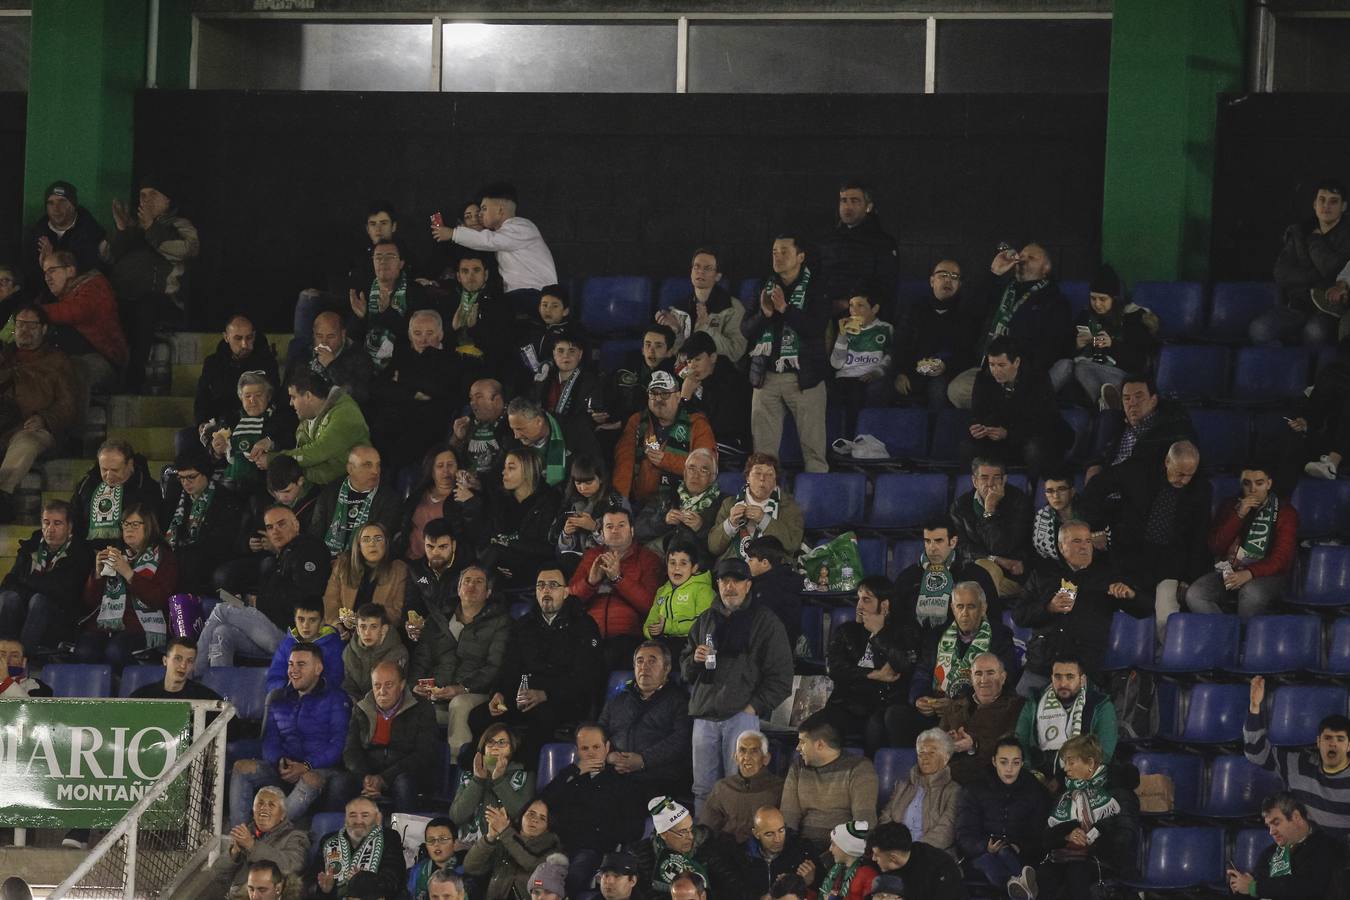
[1014,654,1117,782]
[274,368,370,486]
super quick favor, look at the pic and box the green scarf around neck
[750,267,812,370]
[933,618,992,696]
[1049,765,1120,828]
[634,406,693,498]
[363,271,408,370]
[166,483,215,548]
[1237,496,1279,563]
[324,479,376,555]
[916,549,956,629]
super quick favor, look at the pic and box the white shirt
[452,217,557,293]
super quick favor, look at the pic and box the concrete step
[105,426,178,461]
[42,458,95,492]
[107,394,195,429]
[171,363,199,398]
[0,555,15,581]
[0,845,89,886]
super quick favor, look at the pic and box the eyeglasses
[177,471,204,482]
[484,736,512,748]
[522,809,548,821]
[666,826,694,839]
[13,319,41,328]
[371,252,401,262]
[1043,486,1072,495]
[425,835,455,845]
[933,270,962,281]
[0,277,17,287]
[535,580,564,590]
[359,534,386,544]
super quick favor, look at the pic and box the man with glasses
[1031,467,1108,571]
[895,259,980,410]
[613,370,716,506]
[39,249,127,422]
[161,446,243,594]
[657,247,747,363]
[474,565,604,762]
[633,795,746,899]
[347,239,437,375]
[0,305,76,521]
[20,180,107,300]
[308,445,400,558]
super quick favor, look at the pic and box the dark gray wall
[0,92,25,268]
[134,90,1106,331]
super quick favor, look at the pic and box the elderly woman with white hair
[372,308,464,468]
[878,727,963,856]
[205,370,296,495]
[205,784,310,898]
[635,445,725,552]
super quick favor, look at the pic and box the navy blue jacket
[261,676,351,770]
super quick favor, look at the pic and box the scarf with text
[166,483,215,548]
[468,418,501,473]
[916,549,956,628]
[933,618,992,696]
[732,486,781,561]
[321,824,386,887]
[1236,496,1279,564]
[634,407,693,498]
[1035,683,1088,753]
[96,544,166,647]
[1268,843,1295,879]
[1049,764,1120,828]
[363,272,408,371]
[751,267,812,370]
[323,479,375,555]
[87,481,125,542]
[982,278,1048,356]
[30,539,70,575]
[651,835,709,892]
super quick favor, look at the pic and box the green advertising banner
[0,698,192,829]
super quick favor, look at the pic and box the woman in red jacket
[76,501,178,669]
[1185,464,1298,620]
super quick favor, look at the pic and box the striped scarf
[324,479,375,555]
[221,409,269,490]
[363,273,408,371]
[320,826,386,888]
[166,484,215,548]
[96,544,166,647]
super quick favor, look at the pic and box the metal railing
[48,701,236,900]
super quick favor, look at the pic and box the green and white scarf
[982,278,1048,356]
[323,479,375,555]
[1268,843,1294,879]
[363,272,408,371]
[750,266,812,371]
[820,857,866,900]
[87,481,125,542]
[733,486,780,561]
[96,544,166,648]
[533,414,569,488]
[222,410,269,491]
[468,419,500,474]
[933,619,992,696]
[1035,684,1088,753]
[916,550,956,628]
[30,539,70,575]
[651,837,709,892]
[320,825,386,887]
[678,482,720,514]
[634,407,693,498]
[1236,496,1279,564]
[166,483,215,548]
[456,288,482,331]
[1049,765,1120,828]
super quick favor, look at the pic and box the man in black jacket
[949,243,1071,408]
[960,337,1071,480]
[824,576,917,755]
[449,377,518,480]
[869,822,964,900]
[20,180,107,301]
[71,439,162,548]
[949,459,1033,602]
[187,314,278,455]
[1257,178,1350,345]
[739,806,819,898]
[1227,791,1339,899]
[161,447,244,595]
[302,311,376,408]
[307,796,406,899]
[817,182,900,317]
[1013,521,1146,696]
[403,517,472,620]
[894,259,980,410]
[335,660,436,813]
[0,499,92,651]
[741,234,831,473]
[678,331,752,458]
[894,520,998,639]
[598,640,693,800]
[1088,374,1196,481]
[307,445,401,558]
[470,566,605,761]
[633,795,747,900]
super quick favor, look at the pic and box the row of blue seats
[1097,612,1350,676]
[1134,752,1282,821]
[1156,343,1327,404]
[1124,825,1274,893]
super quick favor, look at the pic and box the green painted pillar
[1101,0,1246,284]
[153,0,194,91]
[22,0,148,226]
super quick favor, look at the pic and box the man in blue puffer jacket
[228,641,352,825]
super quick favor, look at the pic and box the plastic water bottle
[704,635,717,670]
[517,673,530,704]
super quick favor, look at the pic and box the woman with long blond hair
[322,522,408,634]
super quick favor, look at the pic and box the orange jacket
[611,410,715,502]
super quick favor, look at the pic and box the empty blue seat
[510,601,532,619]
[1312,618,1350,676]
[927,409,973,462]
[1190,409,1250,471]
[1135,281,1206,340]
[828,606,855,641]
[1227,615,1321,675]
[1160,683,1249,744]
[1156,345,1229,402]
[580,276,652,335]
[1232,828,1274,875]
[1232,347,1310,404]
[119,664,166,697]
[1061,280,1090,316]
[799,607,823,661]
[202,666,270,722]
[1291,480,1350,541]
[739,278,764,304]
[856,537,887,578]
[1268,685,1348,746]
[795,473,866,530]
[854,407,928,461]
[537,742,577,790]
[1193,755,1283,819]
[1120,826,1224,891]
[606,670,632,698]
[1210,282,1277,343]
[873,748,918,809]
[888,539,923,580]
[1209,474,1240,519]
[717,472,745,497]
[657,276,689,310]
[894,279,932,312]
[1144,614,1239,674]
[1100,612,1154,672]
[868,473,949,530]
[44,663,113,698]
[1296,546,1350,608]
[1061,407,1094,462]
[598,338,641,374]
[1131,752,1203,814]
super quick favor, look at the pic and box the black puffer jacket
[816,213,900,309]
[1274,215,1350,310]
[825,620,917,717]
[461,485,561,587]
[71,455,163,549]
[955,768,1052,861]
[193,337,280,427]
[496,597,605,720]
[597,679,693,784]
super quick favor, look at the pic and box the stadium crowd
[3,174,1350,900]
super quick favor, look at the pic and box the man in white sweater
[447,182,557,295]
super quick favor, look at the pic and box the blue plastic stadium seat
[1100,612,1154,672]
[1210,282,1278,343]
[537,742,577,790]
[1061,408,1094,462]
[1190,409,1250,471]
[1003,473,1029,495]
[717,472,745,497]
[1232,828,1274,875]
[1296,546,1350,608]
[1131,752,1203,815]
[598,338,642,374]
[1061,280,1090,316]
[854,407,928,461]
[1134,281,1206,340]
[856,537,887,579]
[799,607,823,661]
[606,670,632,698]
[580,277,652,335]
[1231,346,1310,404]
[795,473,866,530]
[510,601,532,619]
[657,276,688,310]
[868,473,949,530]
[1268,685,1349,747]
[1312,618,1350,676]
[1209,474,1240,520]
[1143,614,1239,674]
[1120,826,1224,891]
[308,812,346,864]
[873,748,918,810]
[1156,345,1230,402]
[44,663,113,698]
[202,666,270,722]
[888,539,923,580]
[1226,615,1321,675]
[1291,480,1350,542]
[739,278,763,304]
[1193,755,1283,819]
[828,606,855,641]
[1159,683,1249,745]
[927,409,973,462]
[119,664,166,697]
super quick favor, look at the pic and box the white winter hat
[648,796,691,834]
[831,820,871,858]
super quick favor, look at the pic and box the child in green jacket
[643,536,714,653]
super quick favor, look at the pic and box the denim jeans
[196,604,284,675]
[228,760,334,827]
[328,770,420,815]
[1049,358,1126,404]
[1185,570,1284,620]
[691,710,759,814]
[972,846,1026,886]
[0,591,58,649]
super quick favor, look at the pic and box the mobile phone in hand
[430,212,444,228]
